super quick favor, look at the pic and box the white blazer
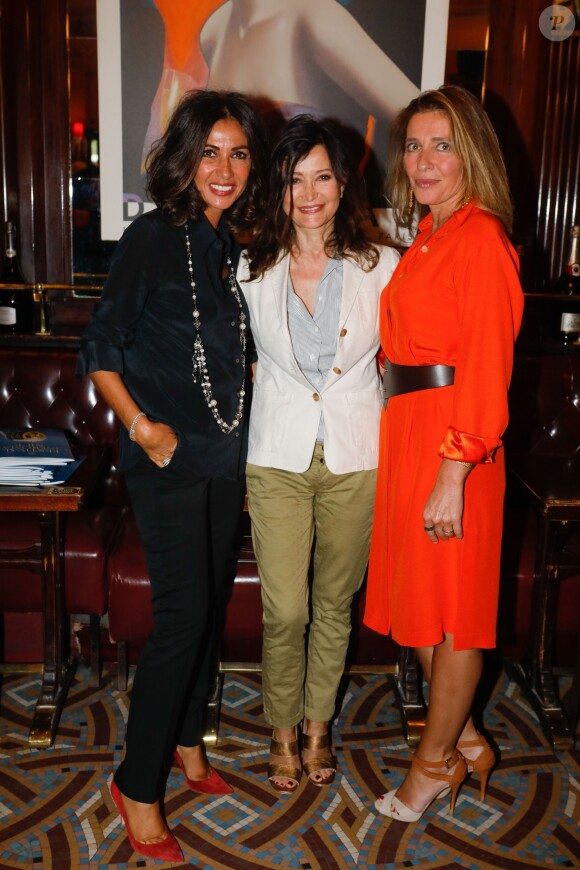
[238,246,399,474]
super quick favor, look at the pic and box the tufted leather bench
[107,503,264,691]
[503,347,580,669]
[91,341,580,745]
[107,498,399,693]
[501,347,580,747]
[0,346,125,686]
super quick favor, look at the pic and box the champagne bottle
[556,225,580,344]
[0,221,33,334]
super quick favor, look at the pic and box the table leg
[28,510,77,747]
[392,645,426,746]
[513,517,574,750]
[204,665,223,748]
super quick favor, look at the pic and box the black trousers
[114,455,245,803]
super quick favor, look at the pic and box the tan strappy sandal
[268,730,302,794]
[457,731,496,800]
[302,732,336,787]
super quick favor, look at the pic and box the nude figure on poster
[142,0,420,170]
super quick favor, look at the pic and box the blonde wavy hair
[387,85,513,234]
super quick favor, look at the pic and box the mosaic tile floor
[0,667,578,868]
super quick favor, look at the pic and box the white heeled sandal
[375,749,467,822]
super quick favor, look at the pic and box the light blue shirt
[287,257,343,441]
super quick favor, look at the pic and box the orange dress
[364,203,524,650]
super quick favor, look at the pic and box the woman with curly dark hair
[78,90,267,861]
[239,115,399,793]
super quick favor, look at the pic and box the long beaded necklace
[184,223,247,434]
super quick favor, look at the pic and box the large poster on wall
[97,0,450,240]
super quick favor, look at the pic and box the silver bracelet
[129,411,147,441]
[458,461,475,469]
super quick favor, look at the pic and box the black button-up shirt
[77,209,249,479]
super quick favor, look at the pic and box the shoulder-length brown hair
[146,89,268,232]
[247,115,379,280]
[387,85,513,234]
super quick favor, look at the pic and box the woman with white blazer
[239,116,399,793]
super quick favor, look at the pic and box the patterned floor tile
[0,668,578,869]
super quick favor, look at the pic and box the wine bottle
[0,221,33,334]
[556,225,580,344]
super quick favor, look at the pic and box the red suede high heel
[110,780,183,863]
[174,750,233,795]
[457,732,496,800]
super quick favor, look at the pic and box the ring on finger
[424,525,435,532]
[443,529,454,536]
[161,457,170,467]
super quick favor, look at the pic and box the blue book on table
[0,428,74,465]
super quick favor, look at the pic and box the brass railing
[0,282,103,336]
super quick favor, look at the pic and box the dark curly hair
[247,115,378,279]
[146,89,268,232]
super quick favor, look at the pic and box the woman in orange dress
[364,85,524,822]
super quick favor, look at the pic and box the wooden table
[0,451,103,747]
[508,453,579,750]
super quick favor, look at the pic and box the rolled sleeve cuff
[439,425,501,464]
[76,341,124,377]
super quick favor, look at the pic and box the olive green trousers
[246,443,377,727]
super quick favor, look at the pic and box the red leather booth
[0,346,124,684]
[0,340,578,704]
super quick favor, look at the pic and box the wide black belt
[383,361,455,406]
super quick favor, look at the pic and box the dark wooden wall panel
[0,1,31,270]
[537,35,580,283]
[0,0,71,283]
[485,0,579,290]
[39,0,72,283]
